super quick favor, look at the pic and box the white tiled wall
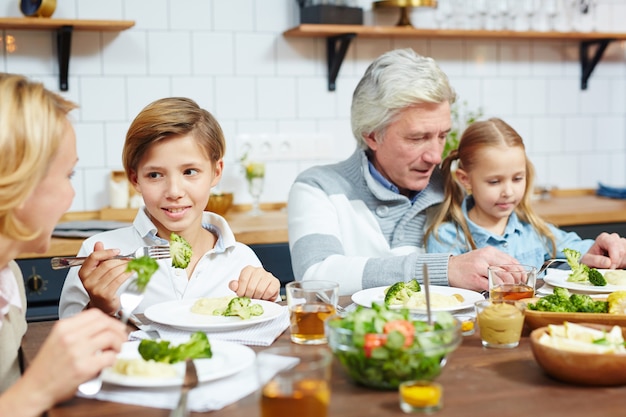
[2,0,626,212]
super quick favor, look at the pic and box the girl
[0,73,127,416]
[60,98,280,317]
[425,117,598,271]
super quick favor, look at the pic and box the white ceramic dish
[144,298,284,332]
[101,340,255,388]
[351,285,484,312]
[543,269,626,294]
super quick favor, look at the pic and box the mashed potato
[605,270,626,286]
[402,292,463,309]
[113,358,177,378]
[191,296,234,315]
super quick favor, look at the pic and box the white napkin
[130,305,290,346]
[87,354,297,412]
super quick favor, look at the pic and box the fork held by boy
[50,245,171,269]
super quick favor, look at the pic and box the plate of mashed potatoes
[102,339,255,387]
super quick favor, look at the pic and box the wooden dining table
[22,297,626,417]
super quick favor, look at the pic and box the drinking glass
[475,300,526,348]
[257,345,332,417]
[286,280,339,345]
[488,264,537,301]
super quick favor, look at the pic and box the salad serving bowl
[325,304,462,389]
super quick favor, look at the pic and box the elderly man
[289,48,626,296]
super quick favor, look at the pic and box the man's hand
[447,246,519,291]
[582,232,626,269]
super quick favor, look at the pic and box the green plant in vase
[241,155,266,216]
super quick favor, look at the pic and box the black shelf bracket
[56,25,73,91]
[580,38,614,90]
[326,33,356,91]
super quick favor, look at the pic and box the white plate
[543,269,626,293]
[351,285,484,312]
[144,298,284,332]
[101,340,255,388]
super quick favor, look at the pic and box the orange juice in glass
[258,346,332,417]
[488,264,537,301]
[286,281,338,345]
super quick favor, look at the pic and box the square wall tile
[170,0,212,30]
[235,33,276,76]
[126,77,171,120]
[256,0,293,32]
[595,116,626,152]
[74,122,106,169]
[515,78,548,116]
[276,37,321,76]
[531,117,563,154]
[498,40,532,77]
[257,77,296,119]
[465,41,499,78]
[71,32,103,75]
[104,122,128,169]
[296,78,337,119]
[563,116,594,153]
[172,77,215,111]
[192,32,235,75]
[80,77,127,121]
[102,31,148,75]
[147,32,192,75]
[214,0,254,31]
[77,0,123,19]
[481,78,515,116]
[124,0,168,29]
[547,78,579,115]
[215,76,256,119]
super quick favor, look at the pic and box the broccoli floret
[384,282,410,305]
[552,286,571,300]
[405,278,421,293]
[529,294,576,312]
[563,248,589,283]
[588,268,607,286]
[570,293,598,312]
[170,232,193,269]
[126,256,159,291]
[222,296,264,320]
[384,280,422,306]
[138,331,212,363]
[528,286,609,313]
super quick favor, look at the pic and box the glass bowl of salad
[325,303,462,389]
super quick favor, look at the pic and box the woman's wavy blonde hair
[0,73,77,240]
[425,117,557,257]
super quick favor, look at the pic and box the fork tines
[148,245,171,259]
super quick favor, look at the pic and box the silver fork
[538,258,568,275]
[50,245,171,269]
[170,359,199,417]
[78,275,147,396]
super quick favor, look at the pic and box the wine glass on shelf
[244,161,265,217]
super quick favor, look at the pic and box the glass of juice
[488,264,536,301]
[286,280,339,345]
[257,346,332,417]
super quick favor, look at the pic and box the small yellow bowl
[206,192,233,215]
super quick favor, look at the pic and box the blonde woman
[0,73,127,417]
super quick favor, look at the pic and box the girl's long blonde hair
[425,118,557,256]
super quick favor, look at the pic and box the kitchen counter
[16,190,626,260]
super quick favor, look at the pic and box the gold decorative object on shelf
[20,0,57,18]
[373,0,437,27]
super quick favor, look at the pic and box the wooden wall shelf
[0,17,135,91]
[283,24,626,91]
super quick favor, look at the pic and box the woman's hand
[0,309,127,417]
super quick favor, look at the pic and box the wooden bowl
[530,323,626,386]
[206,192,233,215]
